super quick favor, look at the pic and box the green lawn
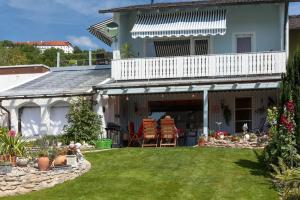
[0,148,278,200]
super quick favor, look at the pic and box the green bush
[62,97,102,144]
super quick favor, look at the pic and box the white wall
[1,97,74,137]
[0,73,48,92]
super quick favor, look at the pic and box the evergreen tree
[281,48,300,151]
[63,97,102,144]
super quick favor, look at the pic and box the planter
[198,139,206,147]
[0,164,12,175]
[96,139,112,149]
[66,155,77,167]
[54,155,67,166]
[9,156,17,167]
[38,156,50,171]
[16,157,29,167]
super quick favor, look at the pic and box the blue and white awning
[131,9,227,38]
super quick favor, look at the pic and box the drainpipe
[284,0,289,58]
[0,101,11,130]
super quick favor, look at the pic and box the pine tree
[281,48,300,150]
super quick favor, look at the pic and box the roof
[0,64,49,75]
[99,0,287,13]
[96,74,282,90]
[0,65,111,99]
[15,41,73,47]
[290,15,300,30]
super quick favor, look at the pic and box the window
[195,39,209,55]
[235,97,252,133]
[236,34,252,53]
[154,40,190,57]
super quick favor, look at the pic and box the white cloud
[68,36,99,49]
[6,0,144,16]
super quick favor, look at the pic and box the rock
[0,160,91,197]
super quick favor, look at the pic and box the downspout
[0,100,11,130]
[284,0,289,58]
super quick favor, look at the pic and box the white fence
[112,51,286,80]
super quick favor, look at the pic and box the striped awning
[88,18,114,46]
[131,9,227,38]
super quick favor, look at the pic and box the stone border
[0,160,91,197]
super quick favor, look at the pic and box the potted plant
[198,136,206,147]
[66,144,77,167]
[37,149,49,171]
[53,148,67,166]
[0,130,26,166]
[231,135,240,142]
[0,160,12,175]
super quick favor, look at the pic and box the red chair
[128,122,142,147]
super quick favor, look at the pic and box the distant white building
[15,41,74,54]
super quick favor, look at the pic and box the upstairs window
[195,39,209,55]
[236,34,253,53]
[154,40,190,57]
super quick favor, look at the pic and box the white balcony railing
[112,51,286,80]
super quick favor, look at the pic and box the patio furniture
[160,117,177,147]
[128,122,142,147]
[142,119,158,148]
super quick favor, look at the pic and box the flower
[7,130,16,137]
[286,100,295,112]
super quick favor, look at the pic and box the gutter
[0,101,11,129]
[0,92,96,101]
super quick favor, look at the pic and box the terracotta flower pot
[10,156,17,167]
[54,155,67,166]
[38,157,49,171]
[198,139,206,147]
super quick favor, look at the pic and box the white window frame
[232,32,256,53]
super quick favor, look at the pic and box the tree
[41,48,65,67]
[63,97,102,144]
[0,47,28,66]
[18,44,42,64]
[281,48,300,151]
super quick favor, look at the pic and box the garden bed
[0,160,90,197]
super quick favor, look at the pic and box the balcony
[111,51,286,81]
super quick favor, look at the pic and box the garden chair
[142,119,158,148]
[128,122,142,147]
[160,117,177,147]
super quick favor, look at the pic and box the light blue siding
[114,4,283,57]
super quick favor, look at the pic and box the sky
[0,0,299,51]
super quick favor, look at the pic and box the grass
[0,148,278,200]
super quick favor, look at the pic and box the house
[0,66,110,138]
[289,15,300,56]
[15,41,74,54]
[88,0,290,142]
[0,64,49,128]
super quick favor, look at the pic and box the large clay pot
[38,157,49,171]
[198,139,206,147]
[53,155,67,166]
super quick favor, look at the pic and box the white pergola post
[203,90,209,138]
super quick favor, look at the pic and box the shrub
[63,97,102,144]
[271,158,300,200]
[264,97,300,168]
